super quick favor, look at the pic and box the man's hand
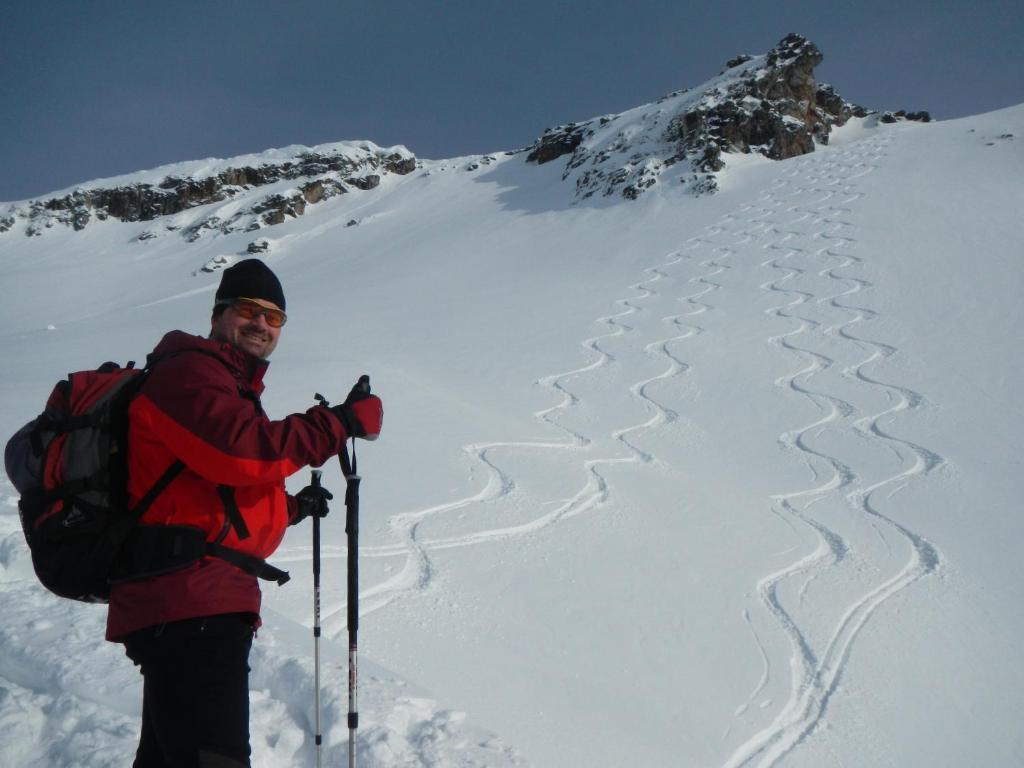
[330,376,383,440]
[291,482,334,525]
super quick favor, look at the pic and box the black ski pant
[123,612,256,768]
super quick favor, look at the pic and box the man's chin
[238,338,270,359]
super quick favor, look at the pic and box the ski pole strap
[339,440,354,479]
[340,439,360,526]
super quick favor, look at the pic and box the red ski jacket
[106,331,348,640]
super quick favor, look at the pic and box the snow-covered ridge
[0,34,934,238]
[521,33,926,201]
[0,141,416,240]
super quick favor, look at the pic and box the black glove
[291,482,334,525]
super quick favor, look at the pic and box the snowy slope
[2,100,1023,767]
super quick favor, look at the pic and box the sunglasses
[219,297,288,327]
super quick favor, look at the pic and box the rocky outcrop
[524,34,880,201]
[672,32,844,164]
[880,110,931,124]
[5,145,416,238]
[526,124,587,164]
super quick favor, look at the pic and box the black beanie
[215,259,286,310]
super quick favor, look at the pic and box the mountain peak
[523,34,876,201]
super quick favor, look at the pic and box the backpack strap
[21,457,185,512]
[129,460,186,520]
[114,525,291,586]
[205,541,291,585]
[216,485,250,540]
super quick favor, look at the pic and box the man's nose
[248,312,271,330]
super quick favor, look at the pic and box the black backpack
[5,359,288,603]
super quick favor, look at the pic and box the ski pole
[310,468,324,768]
[316,375,370,768]
[339,437,361,768]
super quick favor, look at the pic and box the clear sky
[1,0,1021,202]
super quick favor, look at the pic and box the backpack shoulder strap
[129,460,186,520]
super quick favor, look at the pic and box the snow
[1,100,1023,766]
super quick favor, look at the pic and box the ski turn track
[322,228,737,635]
[317,259,700,630]
[719,132,945,768]
[294,128,945,767]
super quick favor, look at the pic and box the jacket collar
[151,331,268,394]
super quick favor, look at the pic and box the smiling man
[209,261,287,360]
[107,259,383,767]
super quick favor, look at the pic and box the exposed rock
[815,83,870,124]
[183,216,223,243]
[246,238,270,254]
[200,254,232,272]
[524,33,878,201]
[526,124,587,165]
[664,33,834,167]
[300,178,347,204]
[252,192,307,226]
[900,110,931,122]
[137,230,158,241]
[344,174,381,191]
[464,154,498,172]
[382,154,417,175]
[722,54,754,73]
[466,156,500,171]
[881,109,931,124]
[7,144,416,239]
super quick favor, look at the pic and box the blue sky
[1,0,1021,201]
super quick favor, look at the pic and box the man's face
[210,298,283,359]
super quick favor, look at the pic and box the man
[107,259,382,767]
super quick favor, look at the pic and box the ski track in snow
[310,240,722,636]
[313,274,690,628]
[334,129,950,764]
[717,132,946,768]
[295,129,947,768]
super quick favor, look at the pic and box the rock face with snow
[1,145,416,238]
[524,34,872,200]
[0,34,913,231]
